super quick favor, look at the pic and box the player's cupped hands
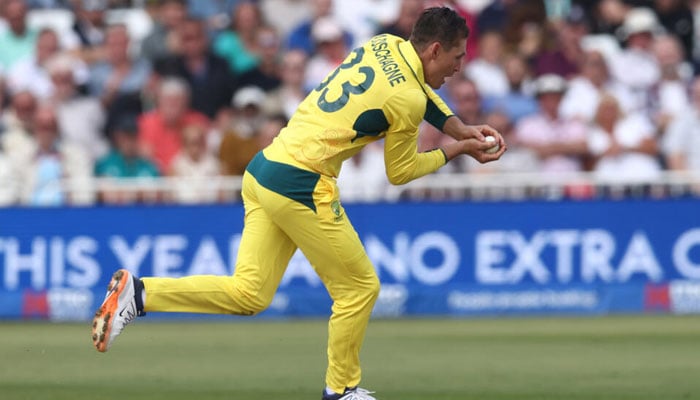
[440,127,507,163]
[462,132,507,164]
[441,118,506,162]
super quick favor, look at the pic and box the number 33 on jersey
[268,34,454,179]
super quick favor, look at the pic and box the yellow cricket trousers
[142,152,380,394]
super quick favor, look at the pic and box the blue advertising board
[1,198,700,320]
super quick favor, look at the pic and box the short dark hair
[409,7,469,51]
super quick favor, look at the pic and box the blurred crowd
[1,0,700,206]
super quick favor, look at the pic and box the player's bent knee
[230,282,273,315]
[361,275,381,302]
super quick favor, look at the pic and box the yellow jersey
[263,34,455,185]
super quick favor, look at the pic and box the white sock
[325,387,340,396]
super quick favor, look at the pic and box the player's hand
[443,118,498,141]
[461,132,507,163]
[441,129,507,162]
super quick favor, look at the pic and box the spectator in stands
[0,0,38,70]
[662,76,700,174]
[654,0,694,64]
[495,0,548,57]
[0,70,5,114]
[530,11,585,78]
[263,49,308,120]
[464,31,509,99]
[286,0,353,56]
[25,0,72,8]
[89,24,151,109]
[70,0,109,64]
[169,123,221,204]
[256,113,286,149]
[651,33,692,133]
[559,49,635,122]
[46,53,108,162]
[466,109,540,176]
[155,18,236,120]
[333,0,399,47]
[138,76,209,174]
[218,86,266,176]
[94,116,160,204]
[213,1,262,76]
[21,103,94,206]
[259,0,311,40]
[140,0,188,63]
[481,52,538,124]
[337,141,388,203]
[449,78,487,126]
[426,0,478,61]
[234,25,282,92]
[477,0,519,34]
[586,0,628,35]
[378,0,423,40]
[186,0,239,35]
[514,74,589,174]
[0,144,19,205]
[0,90,37,168]
[7,28,62,100]
[610,7,662,113]
[588,94,662,185]
[303,16,348,93]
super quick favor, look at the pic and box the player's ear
[428,41,441,60]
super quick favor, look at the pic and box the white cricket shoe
[323,387,377,400]
[91,269,145,352]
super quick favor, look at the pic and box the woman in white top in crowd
[588,94,662,185]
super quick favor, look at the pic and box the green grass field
[1,316,699,400]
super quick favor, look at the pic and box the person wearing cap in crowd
[514,73,589,175]
[218,85,267,176]
[609,7,662,113]
[94,116,160,204]
[303,16,348,92]
[46,53,108,162]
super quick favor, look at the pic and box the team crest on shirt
[331,200,342,221]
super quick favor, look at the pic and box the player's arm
[383,90,504,184]
[383,90,447,185]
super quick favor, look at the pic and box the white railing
[384,171,700,201]
[5,171,700,207]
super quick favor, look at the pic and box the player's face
[425,39,466,89]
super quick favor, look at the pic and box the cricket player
[91,7,506,400]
